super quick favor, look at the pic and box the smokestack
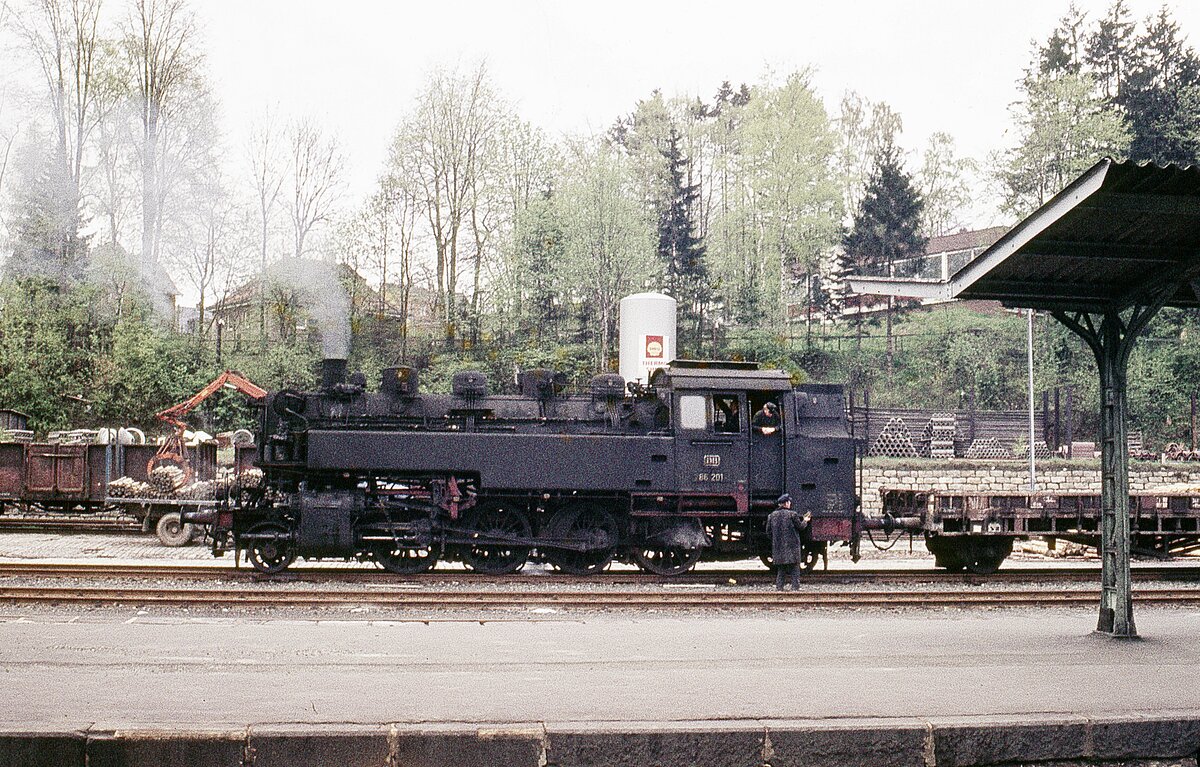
[322,358,347,389]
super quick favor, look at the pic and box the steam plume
[265,258,351,358]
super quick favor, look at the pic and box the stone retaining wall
[860,461,1200,517]
[5,716,1198,767]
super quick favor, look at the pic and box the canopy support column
[1053,299,1169,639]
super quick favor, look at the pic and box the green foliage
[89,310,202,429]
[226,340,320,392]
[0,278,97,431]
[738,71,841,323]
[999,68,1130,217]
[557,140,656,368]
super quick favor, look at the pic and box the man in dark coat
[766,494,811,591]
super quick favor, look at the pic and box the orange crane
[149,371,268,479]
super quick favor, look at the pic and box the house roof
[849,158,1200,311]
[925,226,1008,255]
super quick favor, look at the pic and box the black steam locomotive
[204,358,861,575]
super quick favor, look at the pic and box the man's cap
[776,494,791,505]
[764,402,778,412]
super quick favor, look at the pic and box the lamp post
[1027,308,1036,493]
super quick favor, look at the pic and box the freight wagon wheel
[374,543,439,575]
[545,504,618,575]
[246,523,296,574]
[963,538,1013,575]
[461,503,532,575]
[924,534,966,572]
[155,512,195,547]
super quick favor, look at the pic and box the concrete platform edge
[0,714,1197,767]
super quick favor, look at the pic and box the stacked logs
[107,476,154,498]
[149,466,187,496]
[107,467,265,500]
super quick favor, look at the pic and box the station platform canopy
[847,157,1200,639]
[848,158,1200,310]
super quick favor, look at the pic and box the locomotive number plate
[696,472,725,482]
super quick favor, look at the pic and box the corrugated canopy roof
[654,362,793,391]
[850,159,1200,312]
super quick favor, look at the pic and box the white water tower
[619,292,677,384]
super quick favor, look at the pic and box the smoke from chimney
[265,258,351,359]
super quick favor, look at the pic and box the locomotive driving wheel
[758,543,823,573]
[545,503,618,575]
[630,517,705,576]
[801,542,825,572]
[373,543,439,574]
[245,523,296,574]
[460,502,532,575]
[631,546,702,576]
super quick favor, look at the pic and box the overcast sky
[197,0,1199,224]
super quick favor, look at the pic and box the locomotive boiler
[205,359,861,575]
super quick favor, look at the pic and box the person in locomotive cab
[714,395,740,433]
[752,401,781,435]
[766,494,811,591]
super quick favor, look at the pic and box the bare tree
[16,0,105,191]
[0,119,17,237]
[287,116,343,260]
[246,108,284,338]
[124,0,196,267]
[917,132,978,238]
[92,82,137,248]
[11,0,109,274]
[390,63,500,347]
[337,174,420,360]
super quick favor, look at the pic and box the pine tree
[1119,8,1200,165]
[657,127,708,356]
[843,140,926,274]
[4,139,88,284]
[843,140,926,379]
[1085,0,1136,100]
[515,193,566,342]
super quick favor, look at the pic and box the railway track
[0,583,1198,610]
[0,516,143,534]
[0,561,1198,584]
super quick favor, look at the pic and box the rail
[2,582,1198,610]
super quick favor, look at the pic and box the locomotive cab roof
[652,361,793,391]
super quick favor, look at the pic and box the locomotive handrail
[689,439,735,446]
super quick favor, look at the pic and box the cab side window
[713,394,740,433]
[678,395,707,430]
